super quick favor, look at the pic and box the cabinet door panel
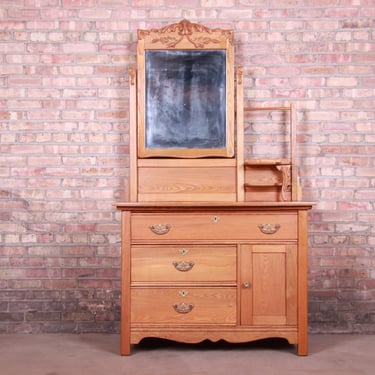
[252,247,286,324]
[240,244,297,326]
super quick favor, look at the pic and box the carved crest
[138,19,233,49]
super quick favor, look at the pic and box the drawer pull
[172,302,194,314]
[258,223,280,234]
[149,224,171,235]
[173,260,195,272]
[243,281,251,288]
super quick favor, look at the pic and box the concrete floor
[0,334,374,375]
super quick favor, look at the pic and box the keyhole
[179,248,189,256]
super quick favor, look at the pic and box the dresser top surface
[114,201,314,212]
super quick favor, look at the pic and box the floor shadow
[132,337,295,354]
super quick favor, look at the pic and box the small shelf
[243,159,292,201]
[244,181,282,188]
[244,158,291,167]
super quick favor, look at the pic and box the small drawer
[131,212,297,241]
[131,245,236,282]
[131,287,236,324]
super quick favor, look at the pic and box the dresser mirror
[136,19,234,158]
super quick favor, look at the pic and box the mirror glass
[145,50,226,150]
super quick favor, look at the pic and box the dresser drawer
[131,212,297,241]
[131,287,236,324]
[131,245,236,282]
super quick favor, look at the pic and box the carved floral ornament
[137,19,234,49]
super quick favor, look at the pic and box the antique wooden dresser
[115,20,313,356]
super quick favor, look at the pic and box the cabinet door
[239,244,297,326]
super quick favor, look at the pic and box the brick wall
[0,0,374,333]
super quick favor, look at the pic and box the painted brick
[202,0,235,6]
[165,0,200,7]
[327,77,358,86]
[79,9,111,18]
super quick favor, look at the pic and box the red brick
[79,9,111,18]
[9,257,44,267]
[327,77,358,86]
[63,268,96,278]
[338,201,373,211]
[61,311,93,321]
[325,8,358,17]
[8,280,43,289]
[77,279,112,288]
[355,190,375,200]
[61,0,95,7]
[0,313,24,322]
[0,21,24,30]
[26,311,60,321]
[42,280,77,289]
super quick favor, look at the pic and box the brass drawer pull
[149,224,171,235]
[172,302,194,314]
[173,260,195,272]
[258,223,280,234]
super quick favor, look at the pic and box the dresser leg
[120,340,131,356]
[297,340,308,356]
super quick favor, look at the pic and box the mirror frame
[136,19,234,158]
